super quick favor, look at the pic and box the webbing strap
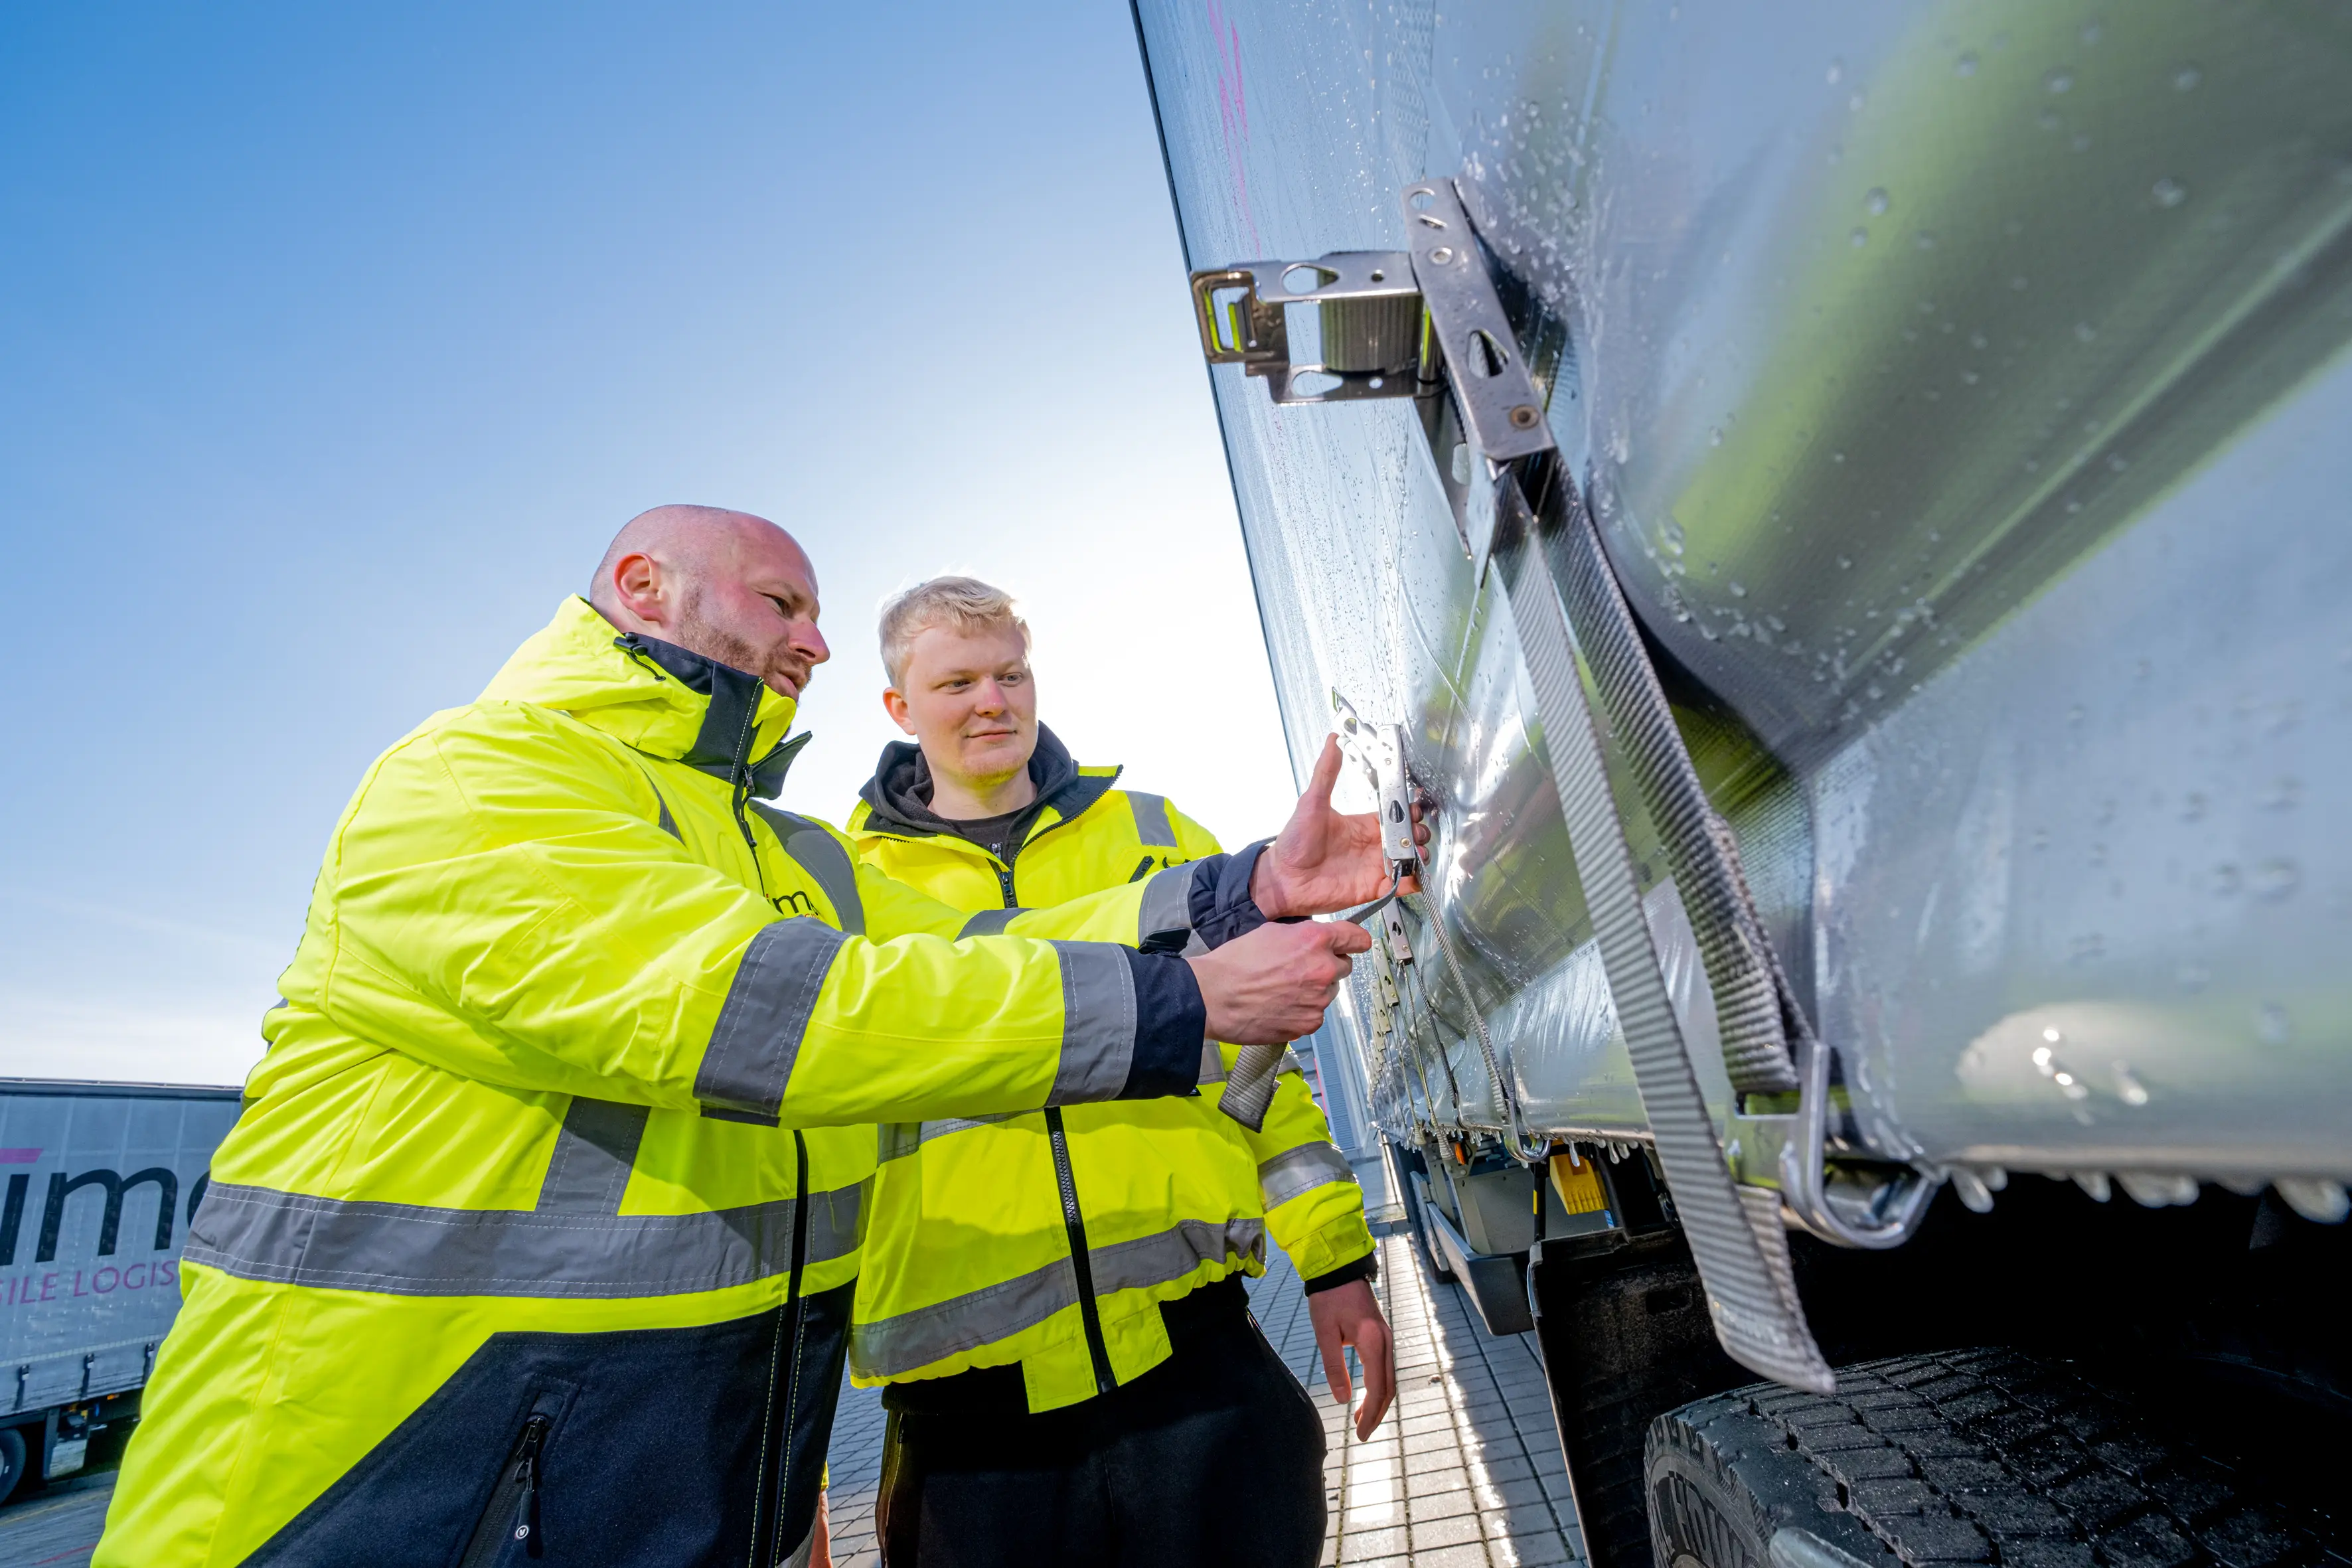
[1217,1044,1303,1133]
[1492,467,1832,1393]
[1539,475,1802,1095]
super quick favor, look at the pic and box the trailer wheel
[0,1427,25,1507]
[1645,1348,2341,1568]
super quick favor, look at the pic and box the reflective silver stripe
[752,805,867,937]
[696,919,846,1121]
[1136,861,1203,951]
[877,1114,1022,1164]
[183,1176,867,1300]
[1127,792,1178,848]
[1257,1142,1359,1209]
[849,1216,1263,1378]
[1046,941,1135,1103]
[852,1256,1077,1377]
[1089,1216,1265,1295]
[537,1098,649,1214]
[958,907,1026,939]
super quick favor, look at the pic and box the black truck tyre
[1645,1348,2339,1568]
[0,1427,25,1507]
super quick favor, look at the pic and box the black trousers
[875,1276,1328,1567]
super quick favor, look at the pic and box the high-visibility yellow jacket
[844,730,1374,1413]
[98,600,1255,1568]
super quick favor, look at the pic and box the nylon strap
[1492,465,1832,1393]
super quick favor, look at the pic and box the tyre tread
[1646,1350,2349,1568]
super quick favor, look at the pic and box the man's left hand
[1308,1277,1395,1441]
[1251,736,1431,919]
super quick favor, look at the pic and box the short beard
[673,584,791,691]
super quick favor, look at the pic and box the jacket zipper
[1044,1107,1116,1397]
[461,1413,549,1565]
[1001,861,1118,1399]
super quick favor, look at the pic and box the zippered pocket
[459,1411,552,1565]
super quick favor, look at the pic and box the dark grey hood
[855,723,1114,841]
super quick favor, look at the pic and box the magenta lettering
[124,1263,148,1290]
[39,1274,56,1301]
[94,1267,119,1293]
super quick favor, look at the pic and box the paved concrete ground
[0,1470,116,1568]
[824,1233,1588,1568]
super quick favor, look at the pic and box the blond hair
[878,576,1030,688]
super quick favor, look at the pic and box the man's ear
[609,552,668,627]
[882,686,917,736]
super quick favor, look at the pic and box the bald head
[589,504,830,699]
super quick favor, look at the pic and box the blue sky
[0,3,1296,1084]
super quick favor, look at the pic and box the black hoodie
[856,723,1118,867]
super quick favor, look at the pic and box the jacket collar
[482,597,807,796]
[853,723,1116,844]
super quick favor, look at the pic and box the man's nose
[796,620,830,665]
[972,678,1007,712]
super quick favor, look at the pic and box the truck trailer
[0,1080,239,1504]
[1132,3,2352,1565]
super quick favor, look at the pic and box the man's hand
[1308,1278,1395,1441]
[1186,919,1371,1044]
[1250,735,1432,919]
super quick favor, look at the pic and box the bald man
[98,506,1409,1568]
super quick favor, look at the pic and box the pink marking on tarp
[1204,0,1262,254]
[0,1150,39,1164]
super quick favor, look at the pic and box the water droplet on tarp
[2044,68,2075,94]
[1850,227,1870,248]
[2260,777,2302,811]
[2118,1171,2197,1208]
[2252,860,2301,902]
[2256,1001,2292,1046]
[1727,579,1747,597]
[1955,51,1979,78]
[1915,229,1938,250]
[2152,177,2188,208]
[2173,64,2203,91]
[1865,187,1891,215]
[1709,426,1724,447]
[1826,57,1844,84]
[1950,1168,1996,1213]
[2080,20,2104,44]
[2112,1063,2150,1107]
[2275,1179,2350,1224]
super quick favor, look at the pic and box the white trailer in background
[0,1079,239,1502]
